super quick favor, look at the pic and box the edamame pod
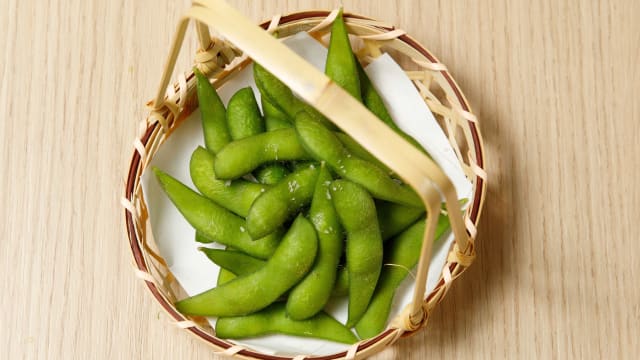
[253,63,297,118]
[376,201,425,241]
[153,168,279,259]
[295,112,422,207]
[216,303,358,344]
[226,87,265,140]
[193,68,231,153]
[287,164,343,320]
[190,146,268,217]
[247,164,320,239]
[214,128,311,179]
[217,268,236,285]
[355,214,450,339]
[194,231,212,244]
[199,247,266,276]
[325,9,361,101]
[253,63,337,130]
[332,267,349,297]
[261,96,292,131]
[175,215,317,316]
[335,132,392,175]
[255,164,289,185]
[331,180,383,327]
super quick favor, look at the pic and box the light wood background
[2,0,639,359]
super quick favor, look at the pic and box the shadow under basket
[123,2,487,359]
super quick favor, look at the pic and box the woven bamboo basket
[123,1,486,359]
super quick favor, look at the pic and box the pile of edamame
[154,10,451,344]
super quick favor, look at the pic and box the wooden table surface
[2,0,639,358]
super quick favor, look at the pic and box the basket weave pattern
[123,9,486,360]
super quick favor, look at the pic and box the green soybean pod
[255,163,289,185]
[246,164,320,239]
[194,231,213,244]
[228,90,290,187]
[175,215,317,316]
[253,63,337,131]
[199,247,266,275]
[226,87,265,140]
[217,268,237,285]
[261,95,292,131]
[214,128,311,179]
[325,9,361,101]
[246,95,290,185]
[216,303,358,344]
[331,179,383,327]
[355,214,450,339]
[288,160,318,173]
[297,101,339,131]
[286,164,343,320]
[190,146,268,217]
[334,132,392,175]
[253,63,297,117]
[332,267,349,297]
[153,168,279,259]
[355,60,427,154]
[295,112,422,207]
[376,201,425,241]
[193,68,231,153]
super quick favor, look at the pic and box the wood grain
[1,0,639,359]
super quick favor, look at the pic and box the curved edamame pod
[295,112,423,207]
[213,128,311,179]
[175,215,317,316]
[153,168,280,259]
[331,179,383,327]
[199,247,266,276]
[215,303,358,344]
[193,68,231,153]
[246,164,320,239]
[286,163,343,320]
[355,214,450,339]
[190,146,268,217]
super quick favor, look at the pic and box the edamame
[214,128,311,179]
[325,9,361,101]
[216,303,357,344]
[194,68,231,153]
[190,146,268,217]
[175,215,317,316]
[331,179,383,327]
[355,214,450,339]
[295,112,423,207]
[247,164,320,239]
[153,168,280,259]
[226,87,265,140]
[286,164,343,319]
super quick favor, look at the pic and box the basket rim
[124,9,486,360]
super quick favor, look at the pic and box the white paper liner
[140,32,471,356]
